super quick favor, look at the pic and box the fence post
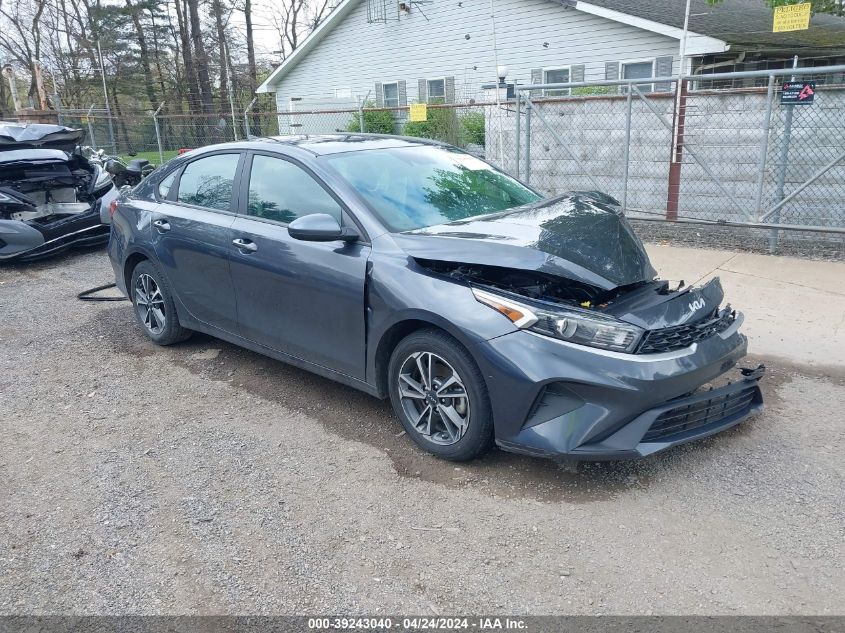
[770,57,799,252]
[666,78,688,221]
[86,104,97,150]
[54,94,63,126]
[753,75,776,222]
[514,91,521,179]
[622,84,633,213]
[152,102,165,165]
[244,97,257,138]
[524,100,532,185]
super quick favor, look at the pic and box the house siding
[272,0,682,109]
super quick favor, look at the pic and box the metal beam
[758,149,845,222]
[524,95,602,192]
[631,84,745,218]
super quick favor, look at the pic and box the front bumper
[472,314,762,460]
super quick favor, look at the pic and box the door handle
[233,238,258,253]
[152,219,171,233]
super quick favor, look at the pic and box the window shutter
[418,78,427,103]
[375,82,383,107]
[655,56,674,92]
[398,80,407,106]
[445,76,455,103]
[571,64,585,84]
[530,68,543,97]
[604,62,620,94]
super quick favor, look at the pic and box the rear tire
[130,260,191,346]
[388,329,493,461]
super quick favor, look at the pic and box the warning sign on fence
[409,103,428,122]
[781,81,816,105]
[773,3,811,32]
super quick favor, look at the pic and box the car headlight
[93,166,113,191]
[472,286,644,353]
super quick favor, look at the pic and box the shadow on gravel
[86,306,814,504]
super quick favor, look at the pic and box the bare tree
[270,0,333,61]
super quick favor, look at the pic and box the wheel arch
[123,250,150,295]
[371,313,483,399]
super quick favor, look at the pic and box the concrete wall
[487,87,845,227]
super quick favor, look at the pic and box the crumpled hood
[0,123,84,152]
[393,194,656,291]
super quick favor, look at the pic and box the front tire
[130,260,191,345]
[388,329,493,461]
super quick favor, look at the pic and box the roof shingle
[580,0,845,51]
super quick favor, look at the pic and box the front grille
[637,308,735,354]
[643,385,758,441]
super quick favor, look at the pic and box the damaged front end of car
[0,123,117,261]
[398,193,764,459]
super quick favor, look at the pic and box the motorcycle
[78,146,155,188]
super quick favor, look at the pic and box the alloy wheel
[134,273,166,335]
[397,351,470,446]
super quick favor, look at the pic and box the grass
[119,149,180,166]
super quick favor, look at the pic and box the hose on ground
[77,282,127,302]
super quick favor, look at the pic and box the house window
[383,82,399,107]
[427,78,445,103]
[544,67,570,96]
[622,60,655,92]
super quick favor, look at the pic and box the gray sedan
[108,135,763,461]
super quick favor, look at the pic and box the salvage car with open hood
[108,135,763,462]
[0,123,118,261]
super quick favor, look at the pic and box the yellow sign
[773,3,811,32]
[409,103,428,122]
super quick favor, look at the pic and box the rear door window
[177,153,241,211]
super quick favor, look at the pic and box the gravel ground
[1,247,843,615]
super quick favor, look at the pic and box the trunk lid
[0,123,84,153]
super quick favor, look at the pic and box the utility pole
[223,38,238,140]
[97,38,117,152]
[489,0,505,167]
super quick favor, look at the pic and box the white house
[256,0,845,109]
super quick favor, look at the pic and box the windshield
[323,145,541,231]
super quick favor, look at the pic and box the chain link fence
[63,65,844,257]
[510,65,845,255]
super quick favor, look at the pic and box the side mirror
[288,213,358,242]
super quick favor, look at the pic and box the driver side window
[247,155,342,224]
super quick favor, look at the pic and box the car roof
[192,134,449,157]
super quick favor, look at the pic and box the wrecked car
[0,123,118,261]
[108,135,763,461]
